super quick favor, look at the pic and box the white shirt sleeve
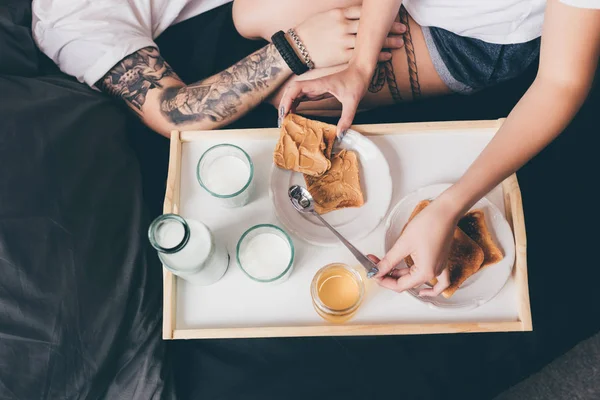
[560,0,600,9]
[32,0,157,88]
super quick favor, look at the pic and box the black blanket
[1,1,599,399]
[1,1,173,398]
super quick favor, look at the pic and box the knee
[232,0,263,40]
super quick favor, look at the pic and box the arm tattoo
[369,60,403,103]
[160,44,284,124]
[399,6,422,100]
[97,47,175,110]
[368,6,422,103]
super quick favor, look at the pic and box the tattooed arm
[97,45,290,136]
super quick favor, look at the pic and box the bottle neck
[148,214,190,254]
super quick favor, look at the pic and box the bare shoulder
[96,47,181,112]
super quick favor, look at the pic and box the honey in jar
[310,263,365,323]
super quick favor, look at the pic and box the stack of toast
[403,200,504,298]
[273,114,365,214]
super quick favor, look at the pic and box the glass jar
[197,144,254,208]
[310,263,365,323]
[148,214,229,286]
[236,224,295,284]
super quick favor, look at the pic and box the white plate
[384,183,516,310]
[270,130,393,246]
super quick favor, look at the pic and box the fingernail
[277,117,282,128]
[279,106,285,118]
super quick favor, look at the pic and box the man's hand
[278,64,371,136]
[295,6,406,69]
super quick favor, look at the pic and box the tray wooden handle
[162,130,182,339]
[502,174,532,331]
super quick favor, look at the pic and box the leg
[269,7,451,117]
[233,0,360,40]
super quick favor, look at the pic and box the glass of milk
[236,224,295,284]
[148,214,229,286]
[197,144,254,208]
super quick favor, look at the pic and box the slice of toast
[458,210,503,269]
[435,228,484,298]
[401,200,485,298]
[304,149,364,214]
[273,113,337,177]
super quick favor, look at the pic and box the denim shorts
[422,26,541,94]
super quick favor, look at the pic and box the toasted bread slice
[401,200,485,298]
[273,114,337,177]
[304,149,364,214]
[434,228,485,298]
[458,210,503,269]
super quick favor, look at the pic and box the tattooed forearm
[160,44,285,124]
[399,6,421,100]
[97,47,175,110]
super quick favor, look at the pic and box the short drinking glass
[197,144,254,208]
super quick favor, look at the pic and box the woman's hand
[294,7,406,70]
[370,195,463,296]
[278,64,373,136]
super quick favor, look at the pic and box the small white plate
[270,130,393,246]
[384,183,516,310]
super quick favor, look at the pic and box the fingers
[393,270,429,293]
[382,36,404,50]
[347,22,406,41]
[343,35,356,50]
[342,6,361,20]
[336,97,358,137]
[279,80,325,116]
[367,254,380,264]
[346,20,359,35]
[388,267,410,279]
[368,254,408,279]
[375,238,410,277]
[389,22,407,35]
[376,275,405,291]
[377,52,393,62]
[419,269,450,297]
[279,84,302,116]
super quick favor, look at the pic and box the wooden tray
[162,120,531,340]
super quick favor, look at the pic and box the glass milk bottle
[148,214,229,286]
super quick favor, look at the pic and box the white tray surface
[176,128,518,329]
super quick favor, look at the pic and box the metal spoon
[288,185,380,278]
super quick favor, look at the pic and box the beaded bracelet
[287,29,315,70]
[271,30,308,75]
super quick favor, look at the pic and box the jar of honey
[310,263,365,323]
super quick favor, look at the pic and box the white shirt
[33,0,600,87]
[32,0,232,87]
[404,0,600,44]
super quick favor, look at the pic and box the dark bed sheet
[1,1,173,398]
[0,75,173,400]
